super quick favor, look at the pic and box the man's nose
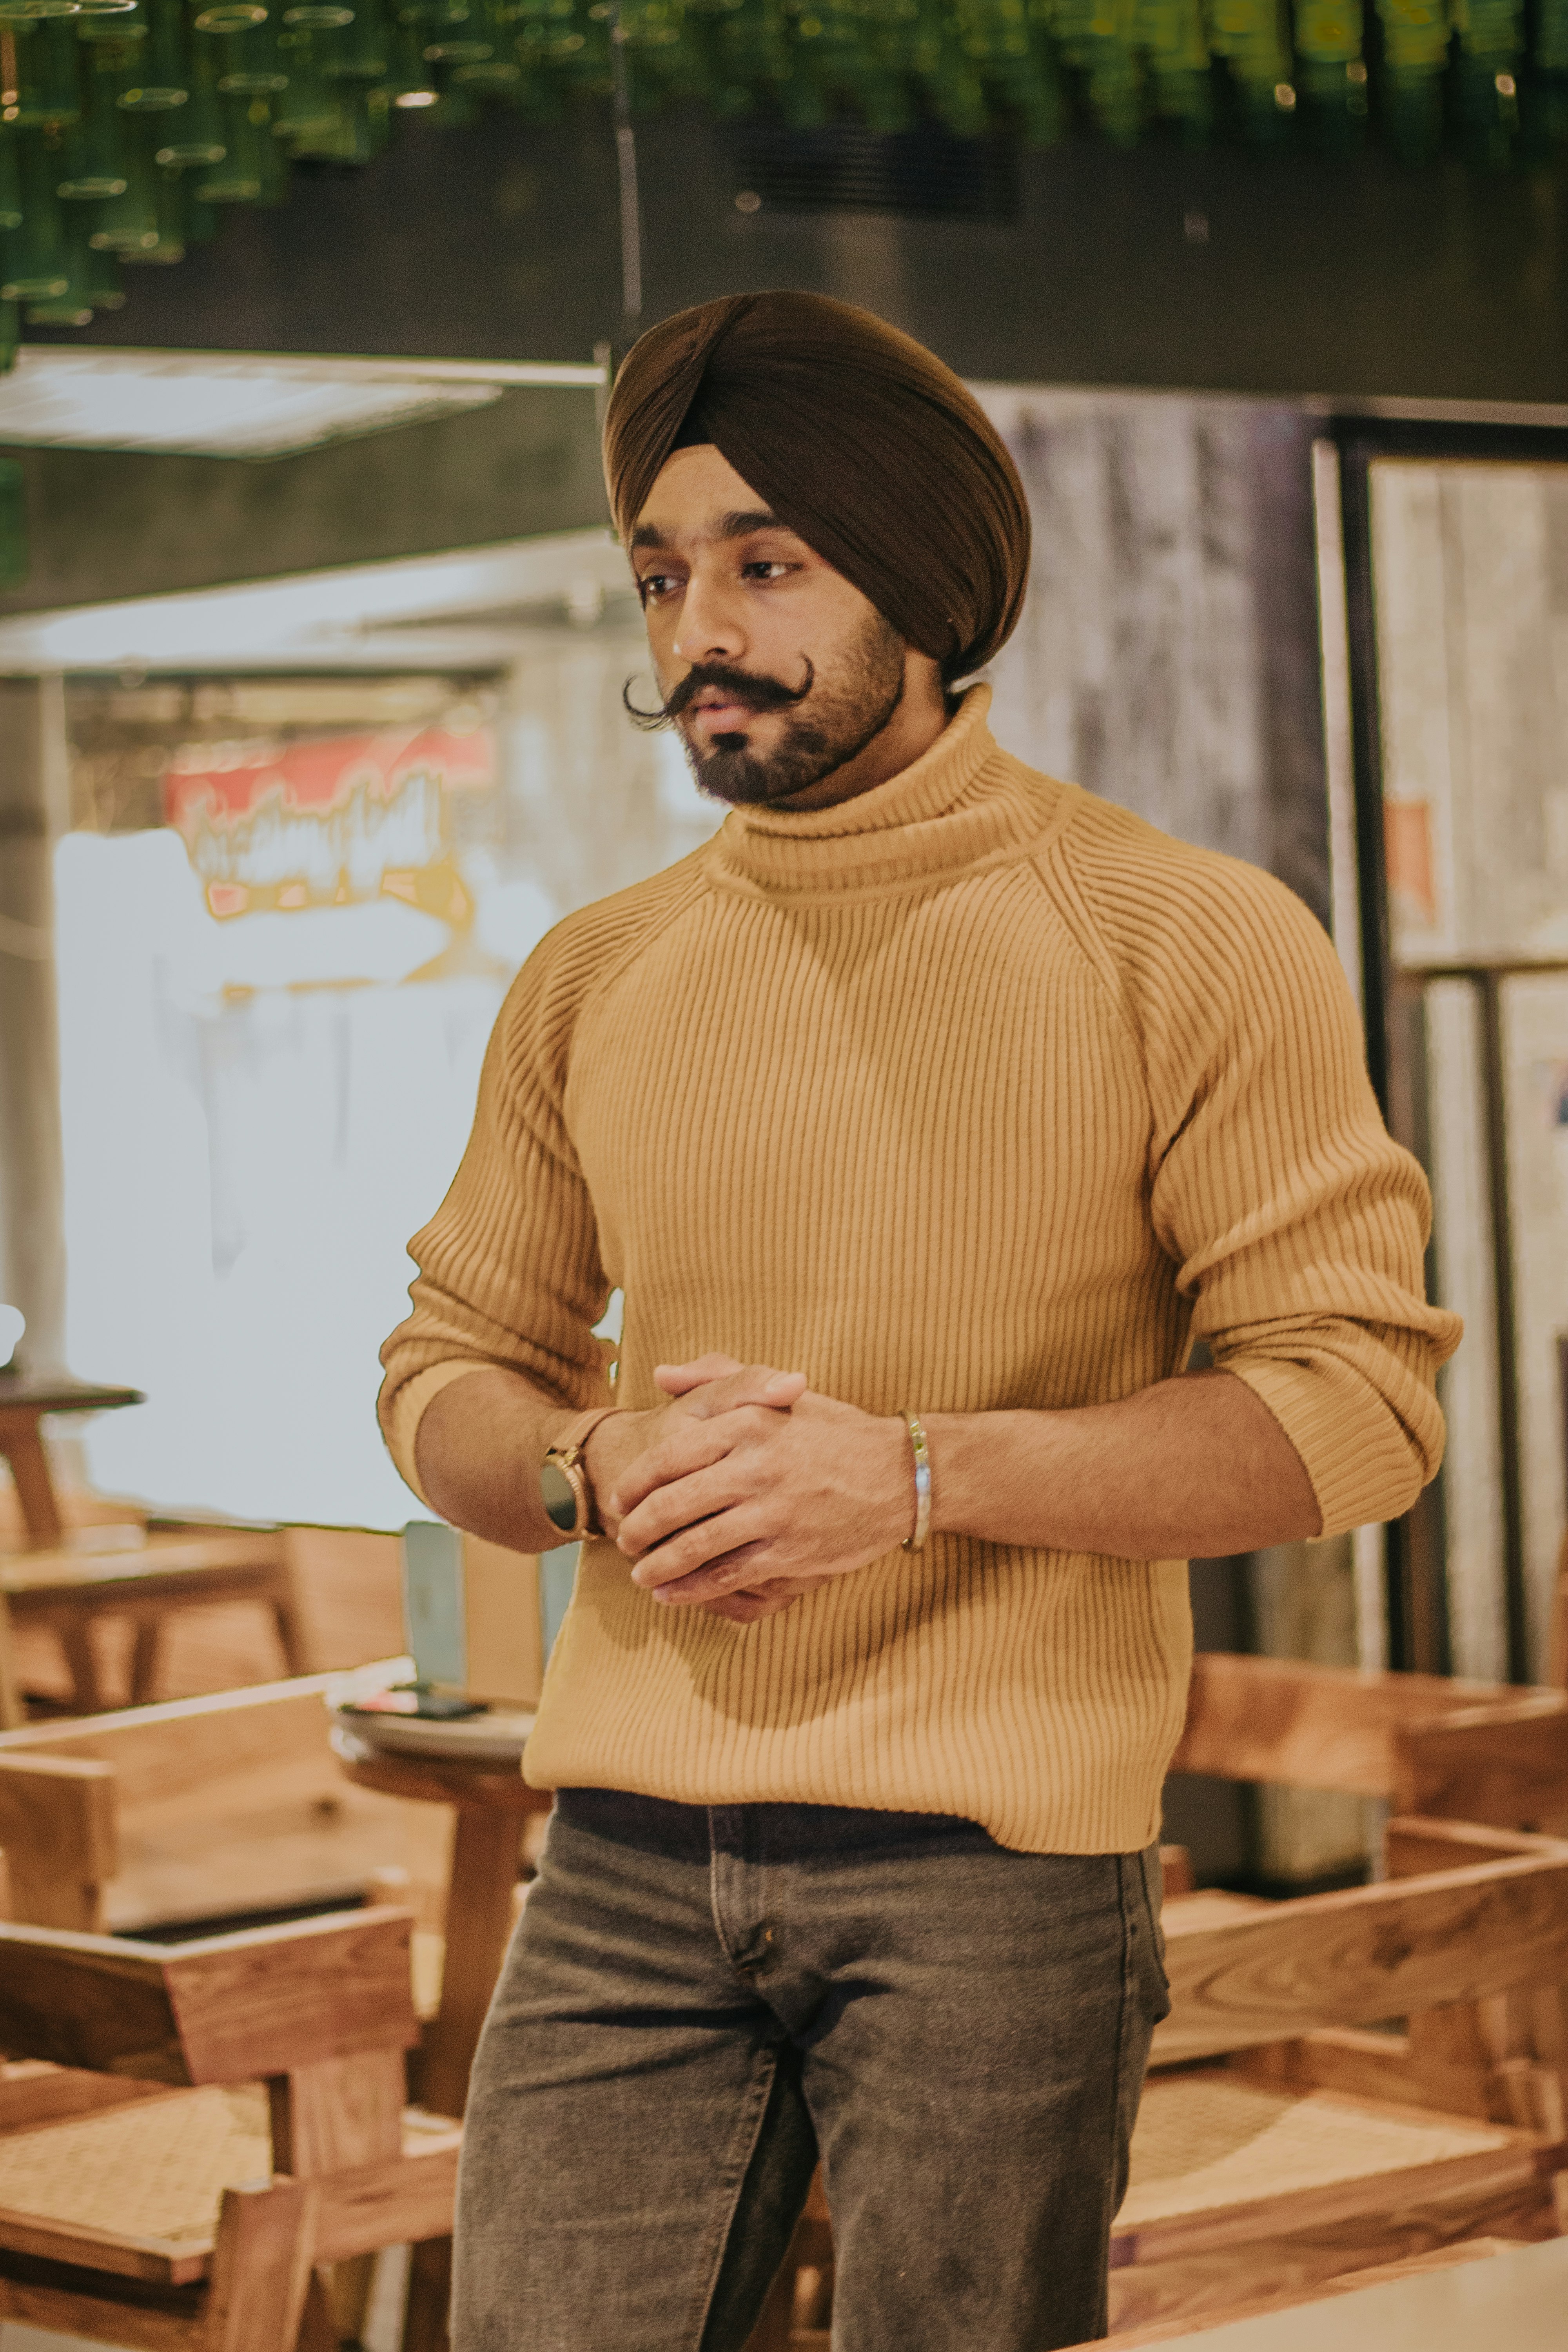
[672,568,747,667]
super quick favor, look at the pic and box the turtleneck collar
[702,685,1073,902]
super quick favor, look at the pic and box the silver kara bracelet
[900,1410,932,1553]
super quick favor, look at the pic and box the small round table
[0,1372,144,1548]
[332,1725,555,2352]
[330,1724,553,2118]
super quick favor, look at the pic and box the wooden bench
[0,1525,311,1723]
[0,1903,458,2352]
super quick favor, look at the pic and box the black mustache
[623,659,815,732]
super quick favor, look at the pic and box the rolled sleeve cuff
[1225,1353,1431,1538]
[379,1360,497,1509]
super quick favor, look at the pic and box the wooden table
[332,1724,554,2352]
[0,1372,143,1550]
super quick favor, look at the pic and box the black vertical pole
[1476,969,1531,1683]
[1334,431,1410,1670]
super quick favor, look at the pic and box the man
[379,290,1459,2351]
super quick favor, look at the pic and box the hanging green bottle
[271,23,342,127]
[0,0,79,22]
[25,197,96,319]
[5,19,84,120]
[89,123,160,244]
[191,0,267,28]
[197,86,285,191]
[75,0,141,21]
[372,13,438,91]
[156,31,226,154]
[0,127,22,227]
[0,132,70,294]
[319,0,389,73]
[76,0,147,42]
[209,13,289,87]
[398,0,470,28]
[86,232,125,299]
[0,457,26,590]
[58,46,132,193]
[288,74,385,141]
[118,0,192,102]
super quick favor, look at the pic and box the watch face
[541,1456,581,1535]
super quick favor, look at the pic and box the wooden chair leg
[297,2271,340,2352]
[323,2252,379,2345]
[205,2178,318,2352]
[129,1616,165,1708]
[271,1579,312,1679]
[401,2236,451,2352]
[0,1595,24,1730]
[59,1620,103,1715]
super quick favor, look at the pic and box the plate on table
[327,1702,536,1765]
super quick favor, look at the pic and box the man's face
[629,443,911,809]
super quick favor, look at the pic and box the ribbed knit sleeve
[1058,803,1461,1537]
[376,874,698,1496]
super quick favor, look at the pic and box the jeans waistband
[554,1787,996,1863]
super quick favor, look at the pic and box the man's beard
[624,612,907,808]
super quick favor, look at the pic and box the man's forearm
[413,1368,589,1553]
[925,1370,1321,1560]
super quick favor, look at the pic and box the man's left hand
[610,1356,913,1615]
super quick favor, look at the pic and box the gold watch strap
[542,1407,618,1539]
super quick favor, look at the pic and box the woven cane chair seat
[1122,2073,1517,2230]
[0,2085,270,2263]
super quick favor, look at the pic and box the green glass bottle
[25,198,95,318]
[288,75,386,143]
[118,0,192,102]
[0,457,27,591]
[58,45,132,193]
[88,115,163,243]
[209,13,289,86]
[270,24,342,127]
[6,19,84,121]
[0,132,71,295]
[197,86,286,191]
[319,0,389,74]
[76,0,147,42]
[0,303,18,383]
[86,230,125,300]
[0,128,22,228]
[372,13,438,91]
[156,31,226,155]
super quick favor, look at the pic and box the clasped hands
[584,1354,914,1624]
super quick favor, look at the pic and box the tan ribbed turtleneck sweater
[379,687,1459,1853]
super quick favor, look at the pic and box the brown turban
[603,291,1030,681]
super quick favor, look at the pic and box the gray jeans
[454,1790,1169,2352]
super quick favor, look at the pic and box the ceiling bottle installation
[0,0,1565,361]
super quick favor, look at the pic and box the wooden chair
[1103,1811,1568,2336]
[750,1660,1568,2350]
[0,1670,452,1942]
[0,1904,459,2352]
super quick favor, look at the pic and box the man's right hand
[585,1355,805,1543]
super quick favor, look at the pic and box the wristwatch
[541,1409,617,1541]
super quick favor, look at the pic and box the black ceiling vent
[731,122,1018,222]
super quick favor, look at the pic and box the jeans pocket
[1135,1842,1172,2011]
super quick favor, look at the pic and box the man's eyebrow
[630,508,793,552]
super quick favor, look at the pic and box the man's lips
[688,695,757,732]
